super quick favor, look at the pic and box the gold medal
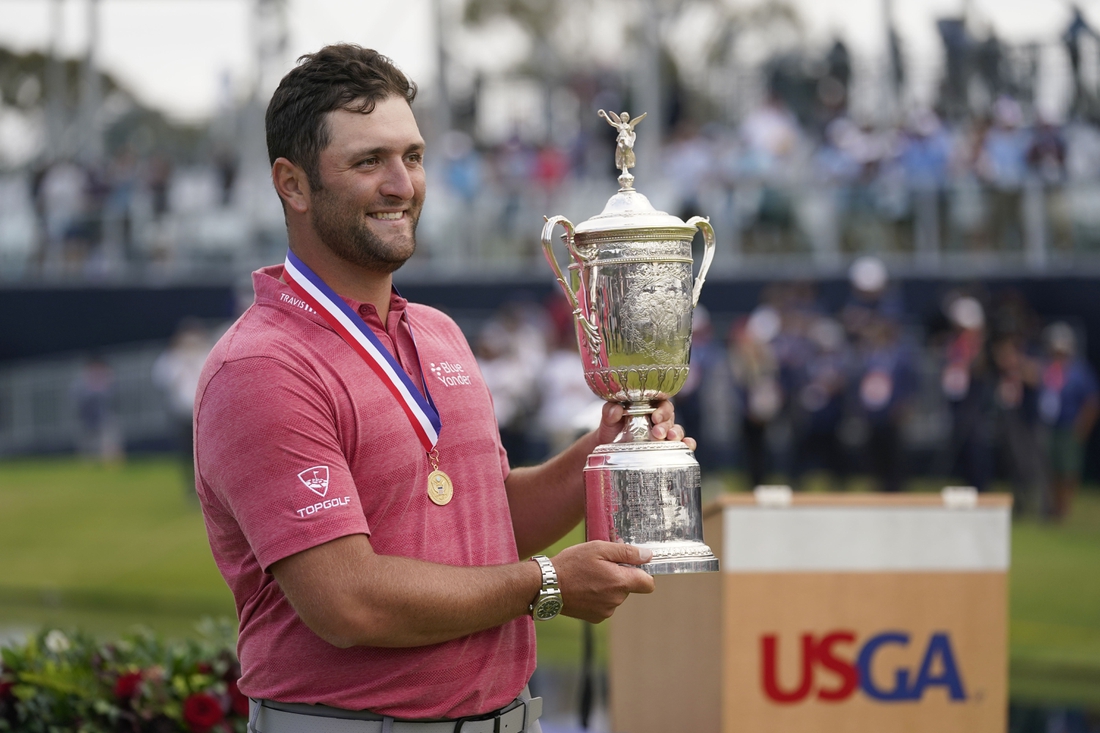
[427,469,453,506]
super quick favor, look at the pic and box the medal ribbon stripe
[282,250,441,452]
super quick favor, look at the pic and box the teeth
[371,212,404,220]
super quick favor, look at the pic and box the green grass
[1009,491,1100,706]
[0,458,235,637]
[1,458,1098,708]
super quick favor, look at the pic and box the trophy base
[635,541,721,575]
[584,440,719,575]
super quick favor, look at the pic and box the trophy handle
[542,216,602,352]
[686,216,716,308]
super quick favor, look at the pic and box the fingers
[647,400,677,441]
[598,399,696,450]
[600,402,625,427]
[648,400,696,449]
[599,543,656,596]
[601,541,653,566]
[552,542,657,623]
[649,400,675,428]
[594,402,627,444]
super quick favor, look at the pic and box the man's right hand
[550,541,656,624]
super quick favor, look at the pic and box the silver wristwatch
[529,555,563,621]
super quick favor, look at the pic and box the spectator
[71,355,123,464]
[1027,119,1072,251]
[153,319,213,495]
[738,95,803,253]
[475,309,543,467]
[440,131,483,204]
[976,97,1030,250]
[990,334,1046,516]
[1038,322,1099,521]
[729,306,784,488]
[38,159,91,271]
[676,305,723,468]
[663,121,714,221]
[790,317,851,490]
[855,316,917,492]
[534,318,605,459]
[103,148,140,264]
[841,256,905,348]
[940,296,995,491]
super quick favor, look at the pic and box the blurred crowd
[64,254,1098,520]
[473,256,1098,522]
[6,91,1100,279]
[2,148,241,277]
[437,92,1100,258]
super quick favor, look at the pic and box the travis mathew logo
[280,292,317,313]
[429,361,472,387]
[297,466,330,497]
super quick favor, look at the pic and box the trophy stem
[616,405,657,443]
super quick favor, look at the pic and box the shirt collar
[252,264,409,329]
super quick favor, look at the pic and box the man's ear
[272,157,311,214]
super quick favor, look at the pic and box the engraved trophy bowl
[541,110,719,574]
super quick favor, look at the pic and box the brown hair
[265,44,417,191]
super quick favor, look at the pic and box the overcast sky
[0,0,1093,122]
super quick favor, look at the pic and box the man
[1039,322,1099,521]
[194,45,692,732]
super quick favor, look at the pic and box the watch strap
[529,555,562,619]
[531,554,558,589]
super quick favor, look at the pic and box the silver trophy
[542,110,719,574]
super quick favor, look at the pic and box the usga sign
[762,630,966,704]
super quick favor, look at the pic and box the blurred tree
[0,46,203,165]
[462,0,568,141]
[0,48,96,112]
[458,0,808,139]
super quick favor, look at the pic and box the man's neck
[287,241,395,323]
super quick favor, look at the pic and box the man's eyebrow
[347,141,425,159]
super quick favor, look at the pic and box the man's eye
[358,157,379,167]
[406,153,423,164]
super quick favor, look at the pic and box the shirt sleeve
[195,355,370,571]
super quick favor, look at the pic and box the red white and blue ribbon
[282,249,441,452]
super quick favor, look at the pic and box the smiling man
[193,45,692,732]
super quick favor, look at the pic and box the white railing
[0,344,172,456]
[3,169,1100,284]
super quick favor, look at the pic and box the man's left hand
[594,400,696,451]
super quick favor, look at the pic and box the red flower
[182,692,224,733]
[227,679,250,717]
[113,671,142,700]
[0,680,14,700]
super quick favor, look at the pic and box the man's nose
[379,159,416,200]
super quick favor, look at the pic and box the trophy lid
[574,110,696,238]
[574,188,694,236]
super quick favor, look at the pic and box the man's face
[309,96,426,273]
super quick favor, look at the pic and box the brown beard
[309,189,420,274]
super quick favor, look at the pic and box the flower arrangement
[0,619,249,733]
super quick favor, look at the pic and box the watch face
[533,594,563,620]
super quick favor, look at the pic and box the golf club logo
[297,466,330,497]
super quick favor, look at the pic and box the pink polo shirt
[194,265,535,718]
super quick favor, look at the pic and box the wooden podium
[608,490,1011,733]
